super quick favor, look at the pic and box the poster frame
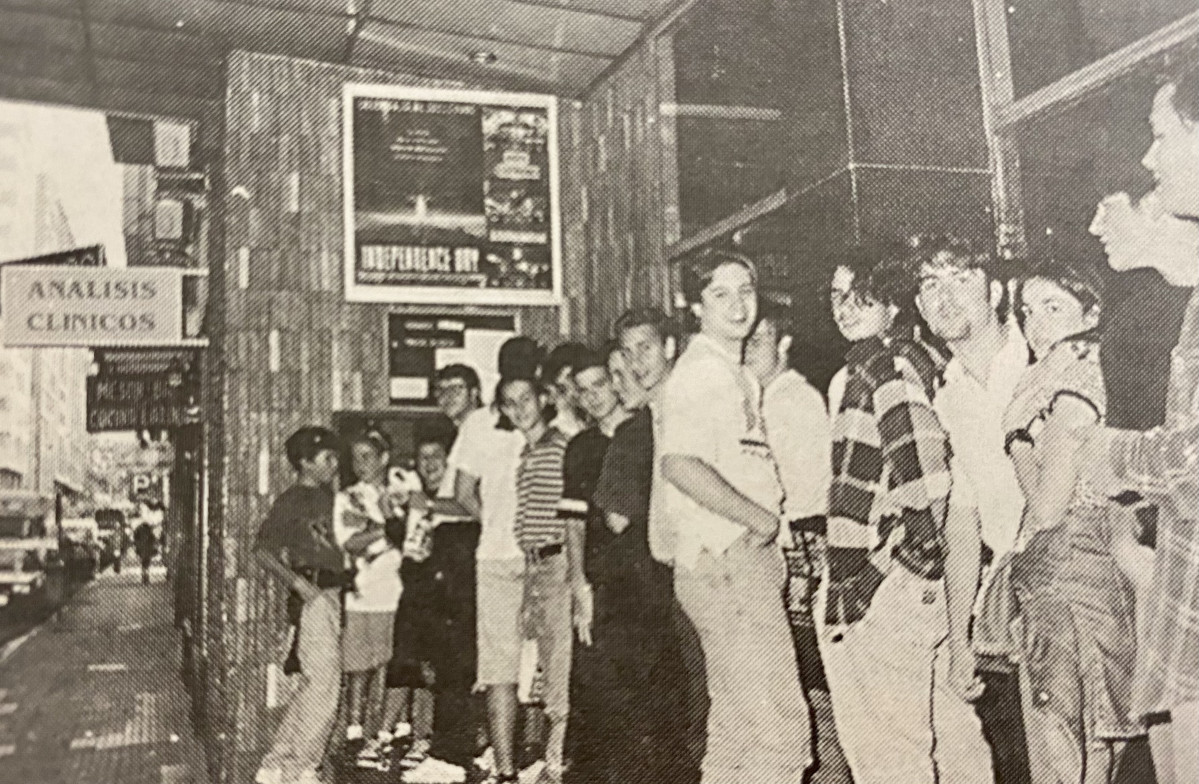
[342,82,562,307]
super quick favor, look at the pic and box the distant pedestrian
[132,522,157,585]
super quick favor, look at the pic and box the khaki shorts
[476,557,525,686]
[343,610,395,673]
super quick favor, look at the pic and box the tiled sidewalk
[0,563,206,784]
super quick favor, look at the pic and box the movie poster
[343,84,561,306]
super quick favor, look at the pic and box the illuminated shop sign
[0,265,183,347]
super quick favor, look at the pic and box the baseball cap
[284,426,341,468]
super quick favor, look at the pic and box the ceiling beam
[502,0,647,24]
[343,0,372,63]
[578,0,704,98]
[76,0,99,90]
[365,14,621,60]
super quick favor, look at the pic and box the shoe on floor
[474,746,495,772]
[253,768,283,784]
[356,737,392,771]
[292,770,325,784]
[402,756,466,783]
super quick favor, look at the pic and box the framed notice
[387,312,517,406]
[343,83,561,307]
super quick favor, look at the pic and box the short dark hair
[754,298,796,339]
[902,234,999,284]
[541,342,590,385]
[599,338,624,365]
[904,234,1009,321]
[284,426,340,471]
[570,346,609,379]
[436,363,480,392]
[1161,64,1199,125]
[351,427,391,456]
[414,417,456,453]
[613,307,676,345]
[1013,257,1105,330]
[498,337,544,379]
[828,243,886,304]
[680,249,757,306]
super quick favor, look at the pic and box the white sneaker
[403,756,466,783]
[518,760,545,784]
[356,737,391,771]
[345,723,364,741]
[253,768,283,784]
[474,746,495,772]
[393,720,413,739]
[292,770,325,784]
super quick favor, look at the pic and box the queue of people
[250,67,1198,784]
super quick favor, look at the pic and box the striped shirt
[827,335,950,625]
[516,427,569,550]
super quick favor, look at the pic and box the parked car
[0,491,57,607]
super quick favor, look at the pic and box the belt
[294,566,349,589]
[789,515,827,536]
[524,542,564,563]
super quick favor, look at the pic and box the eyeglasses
[434,381,469,398]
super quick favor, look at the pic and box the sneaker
[253,768,283,784]
[292,770,325,784]
[402,756,466,783]
[346,723,364,741]
[474,746,495,772]
[517,760,545,784]
[532,762,564,784]
[356,737,391,772]
[393,720,413,739]
[401,737,432,769]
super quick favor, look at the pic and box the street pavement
[0,558,205,784]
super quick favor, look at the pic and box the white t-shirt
[447,406,525,561]
[659,333,783,570]
[763,369,831,522]
[333,481,403,614]
[935,327,1030,560]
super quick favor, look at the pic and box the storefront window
[1005,0,1195,98]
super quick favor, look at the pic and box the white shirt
[659,333,783,570]
[647,387,673,564]
[827,366,848,421]
[447,406,525,561]
[935,326,1030,560]
[333,481,404,614]
[763,370,832,522]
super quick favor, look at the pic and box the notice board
[387,312,517,406]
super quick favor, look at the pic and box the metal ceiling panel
[90,22,221,72]
[0,7,86,54]
[508,0,660,21]
[356,17,608,93]
[219,0,356,16]
[96,57,218,100]
[370,0,642,58]
[0,0,79,15]
[0,45,87,85]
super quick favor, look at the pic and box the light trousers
[816,567,993,784]
[675,535,812,784]
[260,589,342,779]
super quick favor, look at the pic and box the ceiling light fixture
[468,50,498,65]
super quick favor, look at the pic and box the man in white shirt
[660,251,810,784]
[912,236,1029,736]
[448,347,530,784]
